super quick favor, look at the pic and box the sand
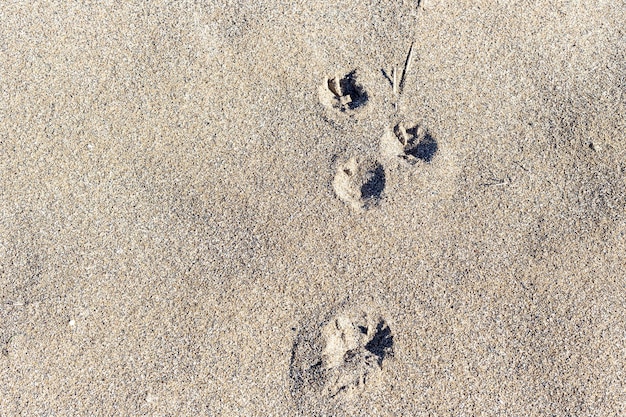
[1,1,625,416]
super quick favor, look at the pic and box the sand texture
[2,1,626,416]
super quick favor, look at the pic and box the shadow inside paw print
[364,320,394,366]
[394,123,438,163]
[360,164,386,202]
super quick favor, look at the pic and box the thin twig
[381,69,393,87]
[399,42,415,94]
[480,179,507,187]
[512,160,529,172]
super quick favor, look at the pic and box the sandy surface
[1,1,626,416]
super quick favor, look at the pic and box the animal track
[332,157,385,211]
[319,70,369,116]
[394,122,438,163]
[323,44,452,212]
[290,305,394,412]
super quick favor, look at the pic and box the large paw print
[290,304,394,413]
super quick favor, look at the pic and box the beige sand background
[1,1,626,415]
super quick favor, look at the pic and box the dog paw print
[332,157,386,211]
[394,122,438,163]
[289,305,394,412]
[321,42,452,212]
[319,70,369,116]
[321,315,393,397]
